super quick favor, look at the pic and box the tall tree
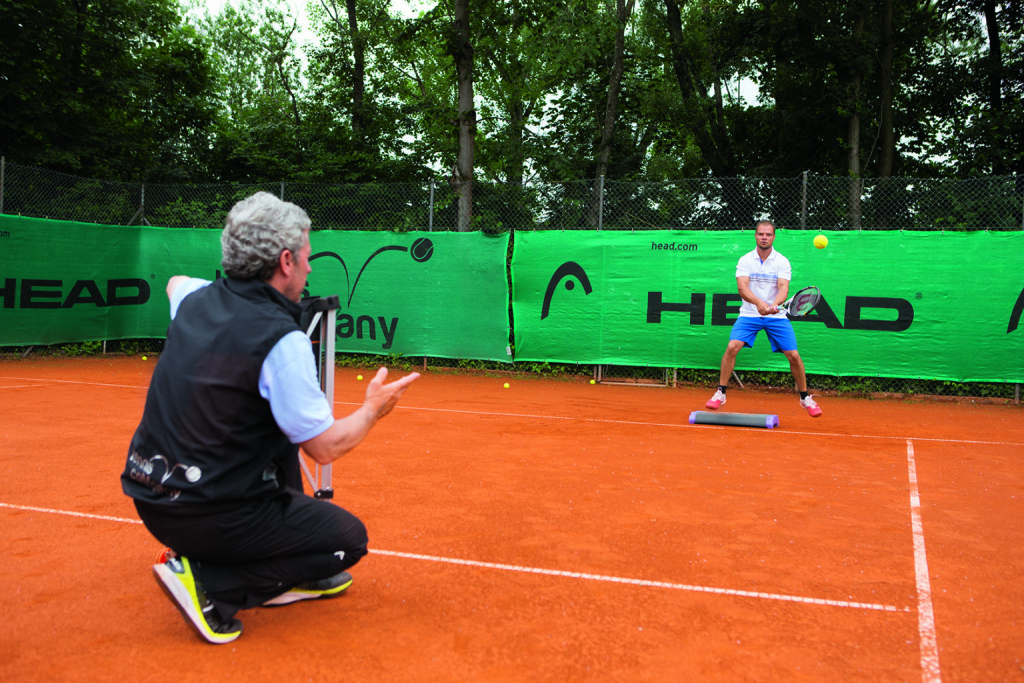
[877,0,896,178]
[315,0,368,142]
[924,0,1022,176]
[450,0,476,231]
[193,0,311,180]
[0,0,215,181]
[588,0,637,226]
[847,2,869,227]
[663,0,756,224]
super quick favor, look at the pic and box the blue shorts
[729,316,798,352]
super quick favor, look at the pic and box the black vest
[121,277,303,506]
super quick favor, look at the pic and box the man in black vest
[122,192,419,644]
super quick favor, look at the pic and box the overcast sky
[187,0,422,33]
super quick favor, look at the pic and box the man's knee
[724,340,744,357]
[332,513,368,550]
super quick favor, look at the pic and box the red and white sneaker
[705,389,726,410]
[800,395,822,417]
[157,547,177,564]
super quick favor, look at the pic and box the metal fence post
[129,183,146,225]
[598,175,605,231]
[280,181,285,201]
[429,178,435,232]
[801,171,808,229]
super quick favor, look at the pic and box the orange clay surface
[1,356,1023,682]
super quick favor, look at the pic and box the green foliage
[3,0,1021,191]
[0,0,215,182]
[57,341,104,358]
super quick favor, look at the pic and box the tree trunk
[345,0,366,141]
[508,100,525,186]
[588,0,635,227]
[663,0,751,226]
[847,8,866,229]
[983,0,1004,174]
[452,0,475,232]
[878,0,895,178]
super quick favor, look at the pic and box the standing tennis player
[705,219,822,417]
[121,191,419,644]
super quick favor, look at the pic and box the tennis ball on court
[141,356,147,361]
[590,379,595,384]
[356,374,363,381]
[813,234,828,249]
[503,383,510,389]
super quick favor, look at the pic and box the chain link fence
[1,160,1020,403]
[3,161,1023,231]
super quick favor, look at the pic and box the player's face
[284,234,312,302]
[755,224,775,250]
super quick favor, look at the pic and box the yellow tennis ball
[141,356,147,360]
[813,234,828,249]
[356,375,363,381]
[503,383,510,389]
[590,379,595,384]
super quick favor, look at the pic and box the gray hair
[221,192,311,280]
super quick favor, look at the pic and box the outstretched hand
[363,367,420,421]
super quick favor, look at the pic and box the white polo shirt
[735,248,791,318]
[170,278,335,443]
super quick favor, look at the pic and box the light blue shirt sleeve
[258,331,336,444]
[168,277,335,443]
[169,278,211,319]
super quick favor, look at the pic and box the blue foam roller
[688,411,779,429]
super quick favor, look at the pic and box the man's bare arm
[300,367,420,465]
[736,276,776,316]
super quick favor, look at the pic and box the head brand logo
[1009,287,1024,334]
[541,261,593,320]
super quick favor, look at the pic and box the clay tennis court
[2,356,1022,681]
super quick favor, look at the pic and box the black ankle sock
[718,385,727,393]
[800,391,808,400]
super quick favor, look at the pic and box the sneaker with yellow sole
[152,555,243,644]
[262,571,353,607]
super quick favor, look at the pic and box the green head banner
[4,214,1023,383]
[511,230,1024,383]
[0,216,511,362]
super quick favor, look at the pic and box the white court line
[333,401,1024,448]
[907,441,942,682]
[0,376,147,390]
[3,375,1017,447]
[0,502,143,525]
[0,502,907,614]
[0,384,47,390]
[370,548,907,612]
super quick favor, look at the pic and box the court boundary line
[0,376,148,390]
[907,440,942,682]
[340,402,1024,447]
[2,375,1019,447]
[0,502,908,614]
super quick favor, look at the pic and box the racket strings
[786,286,821,316]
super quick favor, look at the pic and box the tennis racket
[778,285,821,317]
